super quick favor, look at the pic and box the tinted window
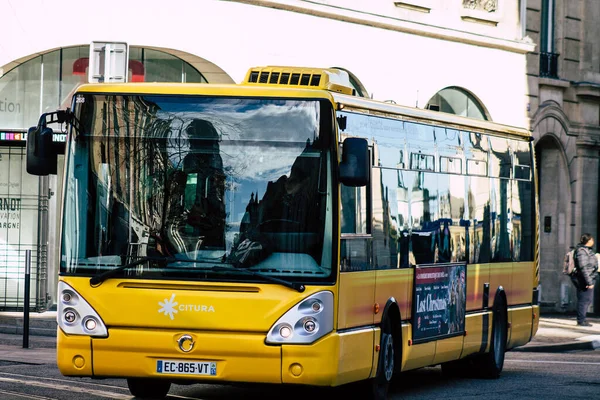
[489,136,511,179]
[491,177,512,262]
[341,184,368,234]
[406,122,436,171]
[438,173,467,263]
[409,171,439,265]
[371,168,404,269]
[465,131,489,176]
[513,139,532,181]
[337,111,407,170]
[468,176,491,263]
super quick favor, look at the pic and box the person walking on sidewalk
[573,233,599,327]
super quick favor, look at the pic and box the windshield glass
[61,94,334,284]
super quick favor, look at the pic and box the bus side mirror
[26,126,57,175]
[339,137,369,187]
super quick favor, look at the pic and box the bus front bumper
[57,327,356,386]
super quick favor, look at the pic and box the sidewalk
[0,332,56,364]
[513,314,600,352]
[0,313,598,366]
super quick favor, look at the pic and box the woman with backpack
[574,233,599,326]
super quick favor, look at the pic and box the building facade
[0,0,534,310]
[526,0,600,313]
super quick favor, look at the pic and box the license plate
[156,360,217,376]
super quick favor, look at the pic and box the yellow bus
[26,65,539,399]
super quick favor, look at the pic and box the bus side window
[340,183,372,272]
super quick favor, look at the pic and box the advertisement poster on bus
[412,263,466,344]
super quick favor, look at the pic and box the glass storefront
[0,46,207,310]
[0,146,40,309]
[0,45,207,130]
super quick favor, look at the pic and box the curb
[512,339,600,353]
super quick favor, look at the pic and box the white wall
[0,0,531,127]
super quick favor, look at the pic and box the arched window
[0,46,207,130]
[426,87,489,121]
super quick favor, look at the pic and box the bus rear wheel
[472,298,508,379]
[127,378,171,399]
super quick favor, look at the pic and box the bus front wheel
[127,378,171,399]
[371,327,394,399]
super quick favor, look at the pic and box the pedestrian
[573,233,599,326]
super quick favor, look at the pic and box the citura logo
[158,294,215,321]
[158,294,179,320]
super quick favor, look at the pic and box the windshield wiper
[211,266,306,293]
[90,256,175,286]
[89,256,306,293]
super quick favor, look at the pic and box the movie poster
[412,263,466,343]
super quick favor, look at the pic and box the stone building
[526,0,600,313]
[0,0,533,310]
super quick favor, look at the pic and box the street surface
[0,350,599,399]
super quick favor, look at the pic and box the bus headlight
[266,291,333,344]
[58,281,108,337]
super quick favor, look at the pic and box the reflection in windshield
[62,95,333,283]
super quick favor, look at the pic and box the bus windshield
[61,94,334,284]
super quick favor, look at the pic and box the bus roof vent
[243,66,356,95]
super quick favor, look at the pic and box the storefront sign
[0,131,26,141]
[0,99,21,114]
[412,263,466,344]
[0,130,66,142]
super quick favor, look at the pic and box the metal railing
[540,52,559,79]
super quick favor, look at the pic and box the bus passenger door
[337,182,375,383]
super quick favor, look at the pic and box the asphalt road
[0,350,599,399]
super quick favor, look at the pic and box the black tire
[472,297,508,379]
[127,378,171,399]
[370,321,395,400]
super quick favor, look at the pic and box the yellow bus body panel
[466,263,489,311]
[433,335,464,365]
[338,271,375,329]
[461,312,487,357]
[400,324,435,371]
[62,277,333,332]
[532,305,540,337]
[282,328,374,386]
[507,305,535,349]
[56,330,93,376]
[374,269,412,322]
[488,262,512,307]
[510,262,535,305]
[91,328,282,383]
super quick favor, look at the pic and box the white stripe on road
[0,377,131,399]
[0,371,128,391]
[0,388,58,400]
[0,372,203,400]
[507,359,600,366]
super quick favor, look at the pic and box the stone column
[575,139,600,313]
[575,145,599,237]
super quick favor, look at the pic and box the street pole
[23,249,31,349]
